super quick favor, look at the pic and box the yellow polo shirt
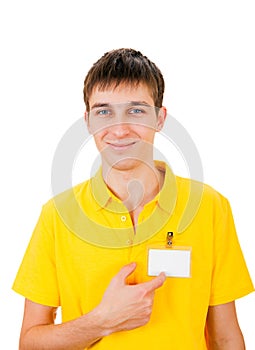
[13,162,254,350]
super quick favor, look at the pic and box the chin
[105,157,143,172]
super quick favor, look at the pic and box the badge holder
[147,232,192,278]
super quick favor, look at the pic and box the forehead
[89,83,154,108]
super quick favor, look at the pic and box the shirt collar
[154,161,177,214]
[89,161,177,215]
[90,168,111,210]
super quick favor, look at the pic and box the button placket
[118,214,134,246]
[126,238,134,245]
[120,215,127,222]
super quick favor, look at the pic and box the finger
[114,262,137,286]
[141,272,166,292]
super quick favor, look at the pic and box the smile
[105,140,138,151]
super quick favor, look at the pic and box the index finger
[140,272,166,292]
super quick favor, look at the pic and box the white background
[0,0,254,348]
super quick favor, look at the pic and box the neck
[102,161,164,212]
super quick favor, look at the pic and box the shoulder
[172,176,234,233]
[175,175,231,217]
[42,179,91,215]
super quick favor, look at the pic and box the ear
[156,106,167,131]
[84,111,92,133]
[84,111,88,124]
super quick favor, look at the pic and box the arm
[19,263,166,350]
[19,300,104,350]
[206,301,245,350]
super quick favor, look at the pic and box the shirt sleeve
[209,195,254,305]
[12,202,60,307]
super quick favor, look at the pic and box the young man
[13,48,254,350]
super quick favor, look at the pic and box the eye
[97,109,112,116]
[129,108,144,114]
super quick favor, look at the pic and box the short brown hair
[83,48,165,111]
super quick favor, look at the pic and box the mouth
[105,140,138,151]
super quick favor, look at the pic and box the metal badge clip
[166,231,174,247]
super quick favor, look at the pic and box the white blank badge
[148,248,191,278]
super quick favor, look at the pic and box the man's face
[86,83,166,171]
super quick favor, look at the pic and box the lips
[105,139,138,151]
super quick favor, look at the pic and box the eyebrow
[90,101,152,110]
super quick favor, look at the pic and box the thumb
[114,262,137,286]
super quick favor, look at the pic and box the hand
[95,262,166,335]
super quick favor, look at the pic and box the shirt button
[127,239,133,245]
[120,215,127,222]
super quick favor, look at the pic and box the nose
[108,108,132,137]
[110,121,130,138]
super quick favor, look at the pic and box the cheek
[93,131,107,150]
[135,126,156,142]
